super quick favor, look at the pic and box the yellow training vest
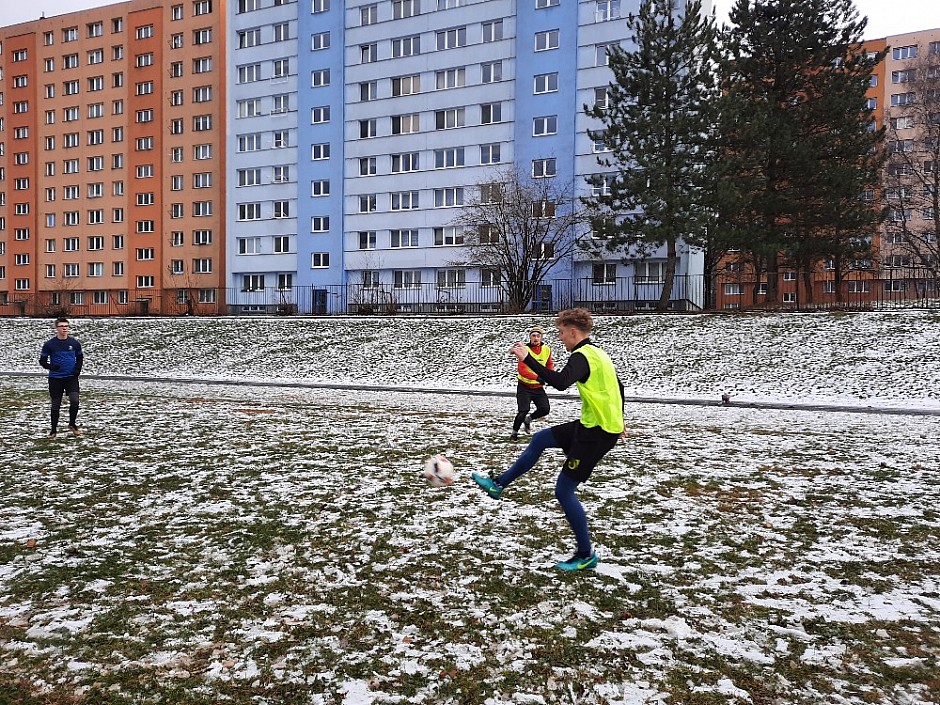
[575,345,624,434]
[518,344,551,385]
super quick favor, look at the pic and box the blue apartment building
[226,0,705,314]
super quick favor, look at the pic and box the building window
[391,152,419,173]
[393,0,419,18]
[481,61,502,84]
[482,20,502,42]
[636,261,665,283]
[435,108,465,130]
[437,269,466,289]
[596,0,621,21]
[361,270,380,289]
[482,268,500,287]
[534,73,558,94]
[592,263,617,285]
[532,158,556,178]
[234,237,258,255]
[434,148,464,169]
[392,35,420,58]
[436,27,467,50]
[238,203,262,221]
[434,227,464,246]
[358,231,376,250]
[433,187,464,207]
[358,195,377,213]
[360,43,378,63]
[394,271,421,289]
[533,115,557,136]
[359,119,377,139]
[535,30,559,51]
[392,74,420,96]
[436,68,465,89]
[391,191,420,210]
[595,42,615,66]
[312,253,330,268]
[481,102,502,124]
[360,3,377,24]
[480,143,501,164]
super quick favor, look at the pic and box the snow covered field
[1,312,938,704]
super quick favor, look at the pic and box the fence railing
[1,273,938,317]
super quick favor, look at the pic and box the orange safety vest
[517,344,553,387]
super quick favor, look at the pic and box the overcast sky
[0,0,938,41]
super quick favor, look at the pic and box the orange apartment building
[714,29,940,310]
[0,0,226,316]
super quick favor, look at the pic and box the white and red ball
[421,455,456,487]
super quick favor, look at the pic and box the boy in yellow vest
[473,308,625,571]
[510,326,554,440]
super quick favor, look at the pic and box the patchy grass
[1,375,938,705]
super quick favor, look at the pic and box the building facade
[3,0,712,317]
[225,0,705,315]
[0,0,227,316]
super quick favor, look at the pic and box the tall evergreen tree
[584,0,722,310]
[719,0,885,303]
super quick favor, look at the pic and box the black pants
[49,376,80,432]
[513,382,550,432]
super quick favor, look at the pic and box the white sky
[1,0,939,37]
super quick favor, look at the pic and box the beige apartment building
[0,0,226,316]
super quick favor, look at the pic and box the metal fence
[1,273,938,317]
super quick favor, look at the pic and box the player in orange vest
[510,326,554,440]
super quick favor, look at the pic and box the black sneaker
[510,432,519,441]
[523,414,532,434]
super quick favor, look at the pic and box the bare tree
[881,46,940,299]
[450,166,585,313]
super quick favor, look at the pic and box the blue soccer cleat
[554,553,599,571]
[471,472,504,499]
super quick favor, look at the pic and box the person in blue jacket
[39,318,84,438]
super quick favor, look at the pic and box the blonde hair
[555,308,593,334]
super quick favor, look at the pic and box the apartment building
[880,28,940,300]
[227,0,706,315]
[0,0,226,316]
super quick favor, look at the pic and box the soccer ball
[421,455,456,487]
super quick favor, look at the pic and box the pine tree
[584,0,722,310]
[718,0,885,304]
